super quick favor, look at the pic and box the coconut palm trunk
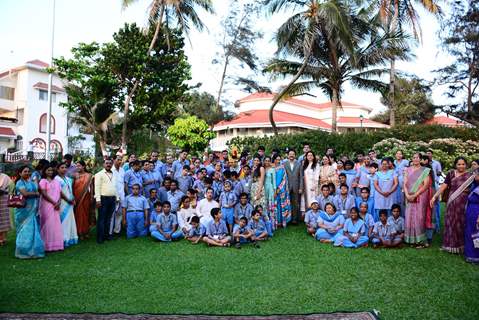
[331,87,340,133]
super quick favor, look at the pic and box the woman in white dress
[301,151,320,214]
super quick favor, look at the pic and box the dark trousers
[97,196,116,243]
[289,189,301,222]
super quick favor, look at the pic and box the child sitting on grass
[248,209,268,241]
[387,204,405,243]
[204,208,231,247]
[371,209,402,248]
[150,201,183,242]
[304,200,321,236]
[233,216,259,249]
[334,207,369,248]
[186,215,205,244]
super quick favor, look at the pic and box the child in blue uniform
[150,201,183,242]
[122,183,149,239]
[387,204,405,243]
[234,192,254,224]
[248,210,268,241]
[334,207,369,248]
[371,210,402,248]
[204,208,231,247]
[219,180,237,234]
[358,202,375,237]
[355,187,375,218]
[304,199,321,236]
[233,216,258,249]
[186,215,206,244]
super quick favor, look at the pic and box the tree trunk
[120,5,165,154]
[269,50,312,136]
[216,55,230,110]
[389,58,396,126]
[331,87,339,133]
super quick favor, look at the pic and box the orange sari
[73,173,93,236]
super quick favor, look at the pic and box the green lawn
[0,218,478,320]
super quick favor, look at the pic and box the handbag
[472,224,479,249]
[8,194,25,208]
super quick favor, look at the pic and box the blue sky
[0,0,454,115]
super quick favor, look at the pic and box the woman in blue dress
[272,154,291,228]
[315,203,345,243]
[373,159,398,221]
[14,165,44,259]
[334,207,369,248]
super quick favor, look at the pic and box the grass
[0,213,478,320]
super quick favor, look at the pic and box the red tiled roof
[424,115,465,126]
[214,109,332,129]
[237,92,368,110]
[27,59,49,68]
[0,127,16,137]
[33,82,65,93]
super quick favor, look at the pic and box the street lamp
[46,0,56,160]
[359,114,364,131]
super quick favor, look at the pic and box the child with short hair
[233,216,258,249]
[122,183,149,239]
[317,184,334,211]
[368,163,378,198]
[358,202,375,238]
[334,183,355,219]
[248,210,268,241]
[204,208,231,247]
[355,187,375,218]
[304,200,321,236]
[388,204,405,242]
[234,192,254,224]
[337,174,347,196]
[255,204,273,237]
[371,209,402,248]
[150,201,183,242]
[334,207,369,248]
[219,180,237,234]
[187,215,206,244]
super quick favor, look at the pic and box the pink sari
[39,178,64,252]
[404,166,431,244]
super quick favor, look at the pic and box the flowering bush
[373,138,479,170]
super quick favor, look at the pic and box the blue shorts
[221,207,234,225]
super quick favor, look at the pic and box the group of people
[2,145,478,264]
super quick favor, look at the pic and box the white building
[0,59,95,157]
[211,92,389,151]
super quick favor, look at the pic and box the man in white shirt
[110,154,125,236]
[196,187,219,227]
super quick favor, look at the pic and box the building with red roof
[211,92,388,150]
[424,115,466,127]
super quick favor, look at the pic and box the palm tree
[263,0,356,135]
[120,0,214,153]
[377,0,441,126]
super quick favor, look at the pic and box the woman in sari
[403,153,431,248]
[14,165,44,259]
[301,151,320,213]
[464,166,479,263]
[38,165,63,252]
[73,160,93,240]
[319,155,337,187]
[250,155,266,211]
[55,162,78,247]
[373,159,398,221]
[0,170,12,246]
[272,154,291,228]
[31,159,49,186]
[430,157,471,254]
[263,156,276,225]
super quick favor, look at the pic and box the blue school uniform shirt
[122,194,149,211]
[153,160,164,174]
[233,224,251,235]
[387,216,404,234]
[334,194,355,216]
[189,223,206,237]
[356,166,371,188]
[234,203,253,220]
[172,159,190,179]
[212,180,223,200]
[205,164,215,175]
[207,220,228,237]
[234,176,252,198]
[343,218,366,236]
[157,186,168,203]
[248,219,266,233]
[167,189,185,213]
[156,212,178,231]
[355,196,375,217]
[220,190,237,209]
[372,221,396,239]
[193,179,206,200]
[177,175,194,194]
[341,169,357,195]
[141,170,156,196]
[304,209,321,228]
[316,195,334,211]
[359,213,375,233]
[161,163,174,180]
[148,196,159,213]
[152,170,163,190]
[124,169,143,195]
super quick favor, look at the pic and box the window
[38,89,56,102]
[0,86,15,100]
[39,113,55,134]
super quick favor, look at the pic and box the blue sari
[15,179,44,259]
[274,165,291,228]
[55,175,78,247]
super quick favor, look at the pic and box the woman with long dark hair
[55,162,78,247]
[250,154,266,211]
[73,160,94,240]
[301,151,320,214]
[272,154,291,228]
